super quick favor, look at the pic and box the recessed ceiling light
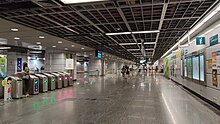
[58,41,62,44]
[65,48,68,50]
[52,46,56,48]
[11,28,18,32]
[90,54,92,56]
[61,0,106,4]
[14,37,20,40]
[36,42,41,45]
[81,48,84,50]
[71,45,75,47]
[39,36,45,39]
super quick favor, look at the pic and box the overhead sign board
[196,37,205,45]
[210,34,218,46]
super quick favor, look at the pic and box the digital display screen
[192,56,199,80]
[97,52,102,59]
[52,77,55,82]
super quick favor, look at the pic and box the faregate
[33,74,48,93]
[29,75,39,95]
[42,73,56,91]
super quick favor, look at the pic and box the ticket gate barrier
[55,72,68,87]
[60,72,74,86]
[42,73,56,91]
[33,74,48,93]
[49,73,62,89]
[10,76,23,98]
[29,75,39,95]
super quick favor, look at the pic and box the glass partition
[192,56,199,80]
[187,57,192,78]
[200,54,205,81]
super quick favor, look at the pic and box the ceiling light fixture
[106,32,131,36]
[132,30,160,34]
[52,46,56,48]
[0,47,11,50]
[39,36,45,39]
[61,0,106,4]
[14,37,20,40]
[65,48,68,50]
[71,45,75,47]
[36,42,41,45]
[81,48,85,50]
[11,28,18,32]
[58,41,62,44]
[106,30,159,36]
[119,42,156,45]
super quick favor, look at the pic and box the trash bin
[33,74,48,93]
[55,72,68,87]
[10,76,23,98]
[29,75,39,95]
[60,72,74,86]
[49,72,62,89]
[42,73,56,91]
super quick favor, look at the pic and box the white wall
[166,19,220,106]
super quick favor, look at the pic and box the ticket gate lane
[33,74,48,93]
[41,73,56,91]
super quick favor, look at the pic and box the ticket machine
[42,73,56,91]
[29,75,39,95]
[33,74,48,93]
[55,72,68,87]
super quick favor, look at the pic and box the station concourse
[0,0,220,124]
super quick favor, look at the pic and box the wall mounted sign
[185,49,188,55]
[196,37,205,45]
[217,50,220,69]
[66,59,74,70]
[212,52,217,69]
[212,69,217,87]
[210,34,218,46]
[17,58,22,72]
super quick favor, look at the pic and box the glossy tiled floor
[0,72,220,124]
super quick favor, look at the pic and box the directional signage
[210,34,218,46]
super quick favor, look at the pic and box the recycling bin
[61,72,74,86]
[42,73,56,91]
[55,72,68,87]
[48,72,62,89]
[10,76,23,98]
[29,75,39,95]
[33,74,48,93]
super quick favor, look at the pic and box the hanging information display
[212,52,217,69]
[212,69,217,87]
[210,34,218,46]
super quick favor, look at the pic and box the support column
[101,59,105,76]
[73,54,77,80]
